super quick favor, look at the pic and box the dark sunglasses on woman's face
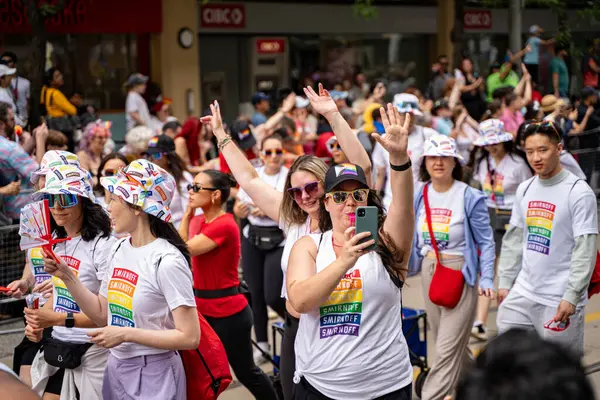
[187,184,218,193]
[103,169,117,177]
[286,181,320,201]
[43,193,78,209]
[263,149,284,157]
[327,189,369,204]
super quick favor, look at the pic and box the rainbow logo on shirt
[421,208,451,250]
[319,269,363,339]
[525,200,555,255]
[53,256,81,313]
[483,172,505,206]
[30,247,51,285]
[107,268,139,328]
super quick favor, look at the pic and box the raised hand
[338,226,375,270]
[281,93,297,113]
[42,250,74,283]
[203,101,227,140]
[304,83,338,118]
[372,104,410,163]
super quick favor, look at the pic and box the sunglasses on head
[327,189,369,204]
[286,181,320,201]
[262,149,284,157]
[43,194,78,209]
[187,184,218,193]
[525,120,562,141]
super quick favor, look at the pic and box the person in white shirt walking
[1,52,29,126]
[0,64,24,126]
[497,120,598,355]
[125,73,151,131]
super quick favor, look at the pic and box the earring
[211,198,215,205]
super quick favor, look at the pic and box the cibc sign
[200,4,245,28]
[256,39,285,54]
[463,10,492,30]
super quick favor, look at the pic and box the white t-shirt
[0,87,23,126]
[294,231,412,399]
[27,247,52,306]
[372,126,435,210]
[170,171,194,229]
[52,234,116,343]
[11,76,30,124]
[279,216,315,299]
[125,92,151,131]
[417,181,467,256]
[511,172,598,307]
[238,166,289,243]
[476,154,532,210]
[560,150,586,180]
[100,238,195,359]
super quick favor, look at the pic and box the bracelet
[217,136,233,151]
[390,159,412,172]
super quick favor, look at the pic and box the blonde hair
[125,126,155,153]
[280,155,329,227]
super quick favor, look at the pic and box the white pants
[497,290,585,356]
[31,344,108,400]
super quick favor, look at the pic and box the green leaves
[353,0,378,20]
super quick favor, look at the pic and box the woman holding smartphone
[206,83,372,399]
[41,160,200,400]
[286,105,414,399]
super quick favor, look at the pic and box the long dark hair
[419,157,464,182]
[201,169,237,206]
[165,152,188,194]
[125,203,191,266]
[52,197,112,241]
[317,190,405,277]
[93,153,129,196]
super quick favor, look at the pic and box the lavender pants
[102,351,187,400]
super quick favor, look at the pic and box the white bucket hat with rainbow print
[33,164,96,203]
[31,150,82,185]
[474,119,514,147]
[422,134,464,161]
[100,159,176,222]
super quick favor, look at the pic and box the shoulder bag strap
[423,183,441,263]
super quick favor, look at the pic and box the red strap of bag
[423,183,441,262]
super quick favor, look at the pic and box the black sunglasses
[187,184,218,193]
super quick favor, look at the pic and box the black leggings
[294,378,412,400]
[205,306,278,400]
[242,235,286,342]
[280,311,300,400]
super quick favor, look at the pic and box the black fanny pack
[43,337,93,369]
[194,282,252,305]
[248,224,285,251]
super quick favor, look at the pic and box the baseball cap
[325,163,369,192]
[230,119,257,150]
[145,135,176,154]
[432,99,450,112]
[151,97,172,113]
[329,91,349,101]
[393,93,423,116]
[251,92,270,105]
[581,86,597,99]
[422,135,463,160]
[100,159,176,222]
[0,64,16,77]
[31,150,81,185]
[295,96,310,109]
[529,25,543,34]
[125,73,149,88]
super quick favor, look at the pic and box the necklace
[57,236,83,266]
[205,211,225,224]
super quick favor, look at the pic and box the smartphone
[355,206,378,251]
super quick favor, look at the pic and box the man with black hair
[455,329,594,400]
[497,121,598,355]
[1,51,30,126]
[162,120,182,139]
[551,44,570,98]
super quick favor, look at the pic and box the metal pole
[509,0,522,52]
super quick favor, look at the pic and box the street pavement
[2,273,600,399]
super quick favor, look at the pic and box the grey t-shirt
[125,92,151,131]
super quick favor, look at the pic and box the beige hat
[541,95,558,113]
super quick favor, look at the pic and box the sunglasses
[142,152,165,160]
[329,142,341,151]
[327,189,369,204]
[286,181,320,201]
[187,184,218,193]
[544,318,570,332]
[43,194,78,209]
[397,101,419,110]
[103,169,117,177]
[262,149,284,157]
[525,120,562,141]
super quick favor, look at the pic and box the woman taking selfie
[233,134,289,363]
[25,165,115,400]
[40,160,200,400]
[287,104,413,399]
[205,83,372,400]
[409,135,496,400]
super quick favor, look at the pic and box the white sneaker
[471,323,488,341]
[253,341,270,365]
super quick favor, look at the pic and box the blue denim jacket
[408,183,496,290]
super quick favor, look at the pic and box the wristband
[217,136,233,151]
[390,159,412,172]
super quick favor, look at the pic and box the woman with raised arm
[286,104,414,399]
[41,160,200,400]
[205,83,372,400]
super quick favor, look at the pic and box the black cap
[251,92,270,105]
[432,99,449,111]
[324,163,369,192]
[230,119,257,150]
[581,86,597,99]
[146,134,175,154]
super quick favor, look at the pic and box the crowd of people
[1,29,600,400]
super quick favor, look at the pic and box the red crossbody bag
[424,183,464,309]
